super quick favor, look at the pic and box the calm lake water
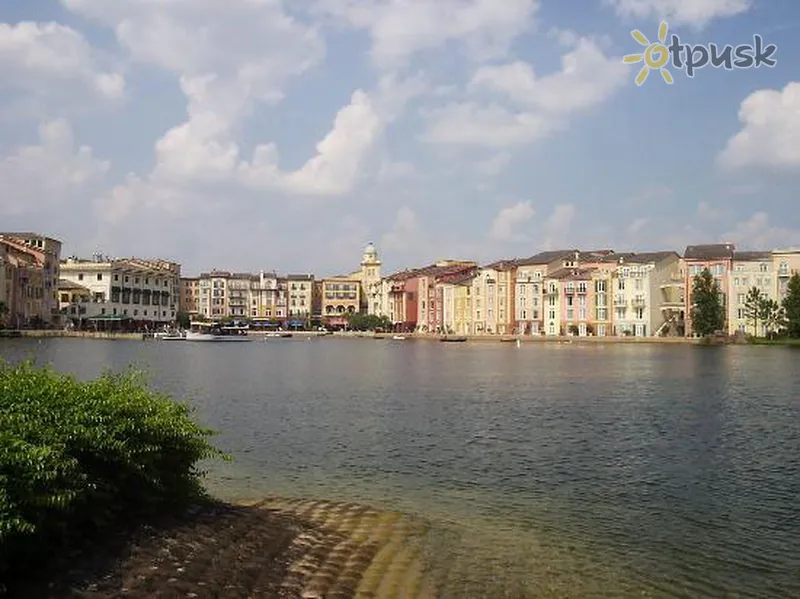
[2,338,799,598]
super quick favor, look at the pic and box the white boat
[392,335,406,340]
[153,329,185,341]
[185,321,251,342]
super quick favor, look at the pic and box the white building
[59,255,181,327]
[612,252,680,337]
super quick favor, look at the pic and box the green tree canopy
[743,287,763,336]
[345,312,392,331]
[759,298,784,340]
[782,273,800,338]
[690,268,725,336]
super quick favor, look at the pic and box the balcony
[564,287,575,295]
[778,267,790,278]
[631,298,646,308]
[613,296,627,307]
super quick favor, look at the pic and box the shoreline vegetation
[0,361,442,599]
[5,328,800,345]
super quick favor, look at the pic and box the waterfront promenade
[7,329,703,344]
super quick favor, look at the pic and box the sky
[1,0,799,277]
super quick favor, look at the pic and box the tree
[782,273,800,338]
[690,268,725,337]
[176,311,191,328]
[345,312,392,331]
[759,298,784,340]
[743,287,763,336]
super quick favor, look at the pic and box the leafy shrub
[0,360,225,581]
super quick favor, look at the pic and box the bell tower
[361,242,382,315]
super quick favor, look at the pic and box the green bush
[0,360,225,580]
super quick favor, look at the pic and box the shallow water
[3,337,799,597]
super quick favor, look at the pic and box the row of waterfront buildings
[1,232,799,337]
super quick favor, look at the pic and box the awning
[88,315,132,321]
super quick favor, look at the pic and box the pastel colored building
[287,274,314,319]
[730,251,774,335]
[179,277,200,316]
[683,244,735,336]
[321,277,361,328]
[612,251,681,337]
[514,250,577,335]
[0,232,62,324]
[773,248,800,303]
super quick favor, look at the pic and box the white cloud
[721,212,800,249]
[541,204,577,249]
[239,73,426,195]
[0,119,109,216]
[627,217,650,234]
[0,21,124,101]
[475,153,512,176]
[469,37,627,113]
[422,36,627,148]
[717,82,800,171]
[63,0,326,188]
[313,0,538,70]
[423,102,556,147]
[381,206,421,252]
[607,0,751,27]
[489,201,535,241]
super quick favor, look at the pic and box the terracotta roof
[516,249,577,266]
[684,244,735,260]
[286,273,314,280]
[620,251,679,264]
[483,259,518,270]
[58,279,91,291]
[733,251,772,261]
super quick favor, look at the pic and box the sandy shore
[7,497,440,599]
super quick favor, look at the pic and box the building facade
[321,277,361,328]
[514,250,578,335]
[683,244,735,336]
[287,274,314,319]
[773,248,800,304]
[612,252,680,337]
[59,255,181,328]
[730,251,774,335]
[179,277,200,316]
[0,233,62,326]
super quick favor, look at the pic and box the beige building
[287,274,314,319]
[60,255,181,327]
[0,232,62,324]
[730,251,775,335]
[514,250,578,335]
[249,271,281,320]
[773,248,800,304]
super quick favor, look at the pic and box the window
[737,308,745,319]
[635,279,643,291]
[738,294,745,304]
[78,273,84,281]
[759,263,768,272]
[549,310,556,320]
[595,280,606,292]
[617,279,625,291]
[635,308,644,319]
[596,308,607,320]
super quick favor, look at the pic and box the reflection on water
[2,338,799,597]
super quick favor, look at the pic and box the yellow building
[321,277,361,328]
[452,272,475,335]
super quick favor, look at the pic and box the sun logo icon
[623,21,674,86]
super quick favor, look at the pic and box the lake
[2,337,798,598]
